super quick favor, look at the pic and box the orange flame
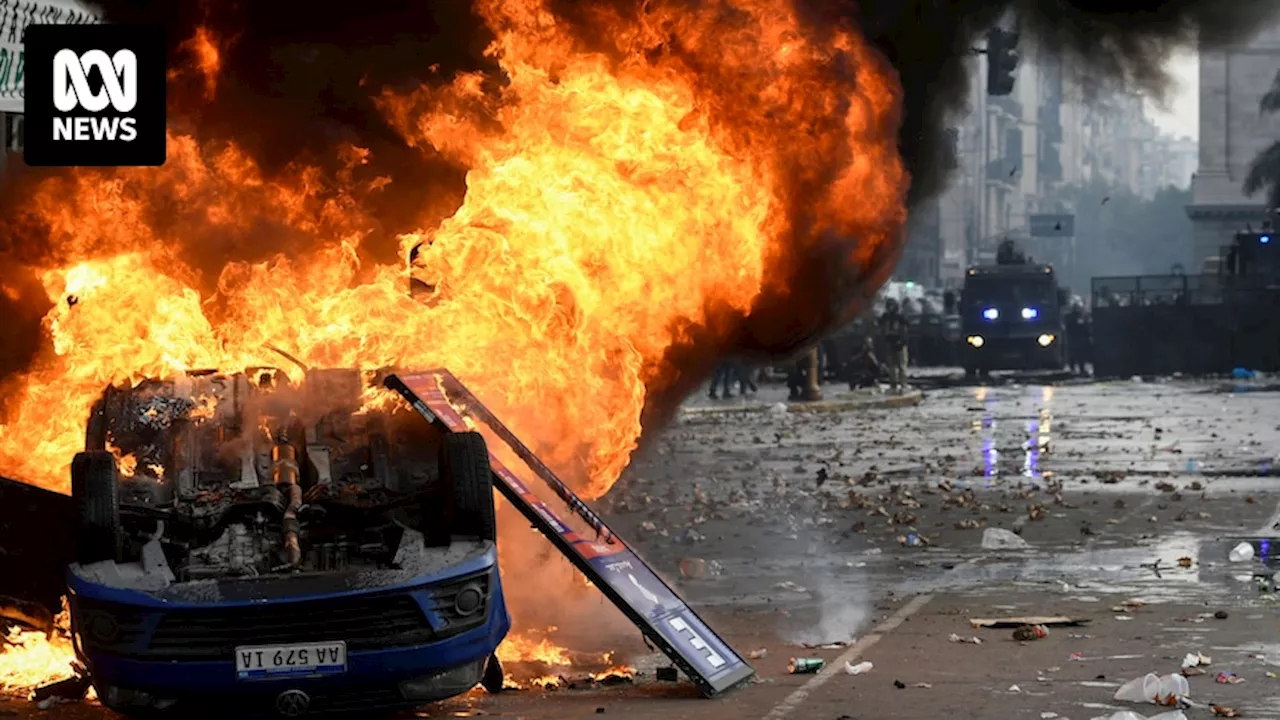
[0,601,76,697]
[171,27,222,100]
[0,0,906,697]
[0,0,904,497]
[495,628,573,667]
[590,665,636,682]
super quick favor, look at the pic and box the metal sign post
[384,370,756,697]
[1028,214,1074,238]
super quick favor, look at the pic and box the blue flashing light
[1261,235,1271,244]
[982,307,999,321]
[1021,307,1039,320]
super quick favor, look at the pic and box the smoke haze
[1,0,1278,411]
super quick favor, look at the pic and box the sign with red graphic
[384,370,754,697]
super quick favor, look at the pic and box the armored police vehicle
[959,241,1068,376]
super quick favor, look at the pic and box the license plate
[235,641,346,681]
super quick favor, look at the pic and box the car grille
[144,593,433,661]
[423,570,491,638]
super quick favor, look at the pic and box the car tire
[481,653,504,694]
[70,451,122,565]
[440,432,497,542]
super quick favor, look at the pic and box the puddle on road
[1209,640,1280,666]
[690,531,1279,609]
[667,380,1280,612]
[691,527,1280,604]
[894,531,1280,602]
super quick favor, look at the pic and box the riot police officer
[878,298,910,392]
[1065,300,1091,376]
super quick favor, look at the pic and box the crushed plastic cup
[1181,652,1210,668]
[981,527,1030,550]
[1228,542,1255,563]
[844,660,873,675]
[1156,673,1189,704]
[1113,673,1160,703]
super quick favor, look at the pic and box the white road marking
[762,593,933,720]
[1259,494,1280,533]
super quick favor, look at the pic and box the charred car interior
[75,367,493,580]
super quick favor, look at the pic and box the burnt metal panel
[1091,273,1280,377]
[0,475,76,615]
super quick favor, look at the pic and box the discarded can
[1011,624,1049,641]
[678,558,707,579]
[788,658,824,674]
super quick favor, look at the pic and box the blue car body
[68,536,509,716]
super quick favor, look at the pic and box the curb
[680,390,924,416]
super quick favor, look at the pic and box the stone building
[905,25,1199,287]
[1188,22,1280,267]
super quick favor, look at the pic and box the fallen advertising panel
[384,370,755,697]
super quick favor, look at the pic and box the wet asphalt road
[5,372,1280,719]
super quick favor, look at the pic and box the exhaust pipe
[272,439,303,569]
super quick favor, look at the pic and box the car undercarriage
[75,367,488,583]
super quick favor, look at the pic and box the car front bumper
[69,547,510,714]
[961,335,1064,370]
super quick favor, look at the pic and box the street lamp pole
[803,347,822,402]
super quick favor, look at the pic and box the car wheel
[70,451,122,565]
[440,432,497,542]
[481,653,504,694]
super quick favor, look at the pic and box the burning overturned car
[66,367,509,716]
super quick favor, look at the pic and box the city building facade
[1187,22,1280,267]
[907,29,1196,289]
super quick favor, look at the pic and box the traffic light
[986,27,1019,96]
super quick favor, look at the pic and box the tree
[1243,69,1280,210]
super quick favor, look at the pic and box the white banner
[0,0,101,114]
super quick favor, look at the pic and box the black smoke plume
[843,0,1280,206]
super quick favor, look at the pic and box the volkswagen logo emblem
[275,689,311,717]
